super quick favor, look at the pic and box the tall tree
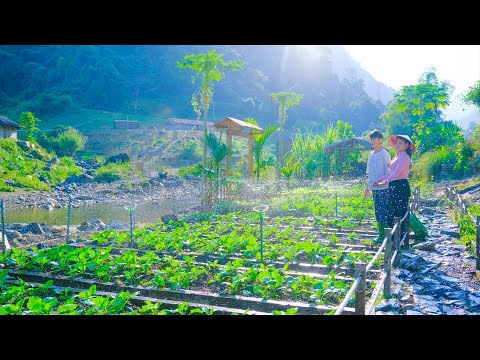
[19,111,40,142]
[381,67,453,154]
[271,91,303,172]
[177,49,244,205]
[464,80,480,112]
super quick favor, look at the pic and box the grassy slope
[14,107,275,179]
[30,107,171,159]
[0,139,81,191]
[38,108,169,134]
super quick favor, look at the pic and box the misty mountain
[330,46,395,105]
[443,98,480,132]
[0,45,394,135]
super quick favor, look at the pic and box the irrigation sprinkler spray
[124,203,138,247]
[253,204,269,263]
[335,192,338,218]
[0,199,10,253]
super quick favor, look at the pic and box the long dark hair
[405,145,412,158]
[404,141,413,170]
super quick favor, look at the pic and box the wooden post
[355,262,366,315]
[404,213,410,249]
[225,130,232,198]
[1,199,10,253]
[476,216,480,280]
[226,130,232,175]
[393,216,401,267]
[415,186,420,212]
[383,228,392,299]
[247,133,253,178]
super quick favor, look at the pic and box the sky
[342,45,480,125]
[342,45,480,95]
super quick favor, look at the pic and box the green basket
[409,212,428,238]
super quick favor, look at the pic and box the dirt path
[375,183,480,315]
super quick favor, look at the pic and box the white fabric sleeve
[384,149,391,175]
[366,153,371,175]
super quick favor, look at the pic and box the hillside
[0,139,82,191]
[0,45,388,138]
[329,46,394,105]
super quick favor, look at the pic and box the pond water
[3,197,200,226]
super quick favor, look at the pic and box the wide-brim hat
[389,135,416,154]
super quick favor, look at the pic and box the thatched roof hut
[213,117,264,138]
[324,137,373,177]
[214,117,264,178]
[324,137,372,154]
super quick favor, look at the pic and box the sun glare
[296,45,321,58]
[280,45,322,76]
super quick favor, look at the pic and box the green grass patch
[0,139,81,191]
[94,162,139,183]
[38,108,168,134]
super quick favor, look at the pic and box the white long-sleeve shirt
[366,148,391,191]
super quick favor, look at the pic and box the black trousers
[388,179,411,236]
[372,188,390,225]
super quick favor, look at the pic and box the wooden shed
[0,115,21,139]
[113,120,140,129]
[213,117,264,177]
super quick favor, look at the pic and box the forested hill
[0,45,394,135]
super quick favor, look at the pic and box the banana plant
[245,118,279,181]
[205,132,233,178]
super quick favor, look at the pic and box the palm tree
[177,49,244,209]
[270,91,303,172]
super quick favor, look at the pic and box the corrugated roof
[0,115,21,129]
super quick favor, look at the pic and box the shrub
[212,200,241,215]
[180,140,200,160]
[94,162,134,183]
[411,146,454,182]
[45,157,82,184]
[40,127,87,157]
[55,128,87,156]
[9,173,50,191]
[178,163,203,178]
[0,183,15,192]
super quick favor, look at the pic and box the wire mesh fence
[2,178,370,221]
[0,177,374,249]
